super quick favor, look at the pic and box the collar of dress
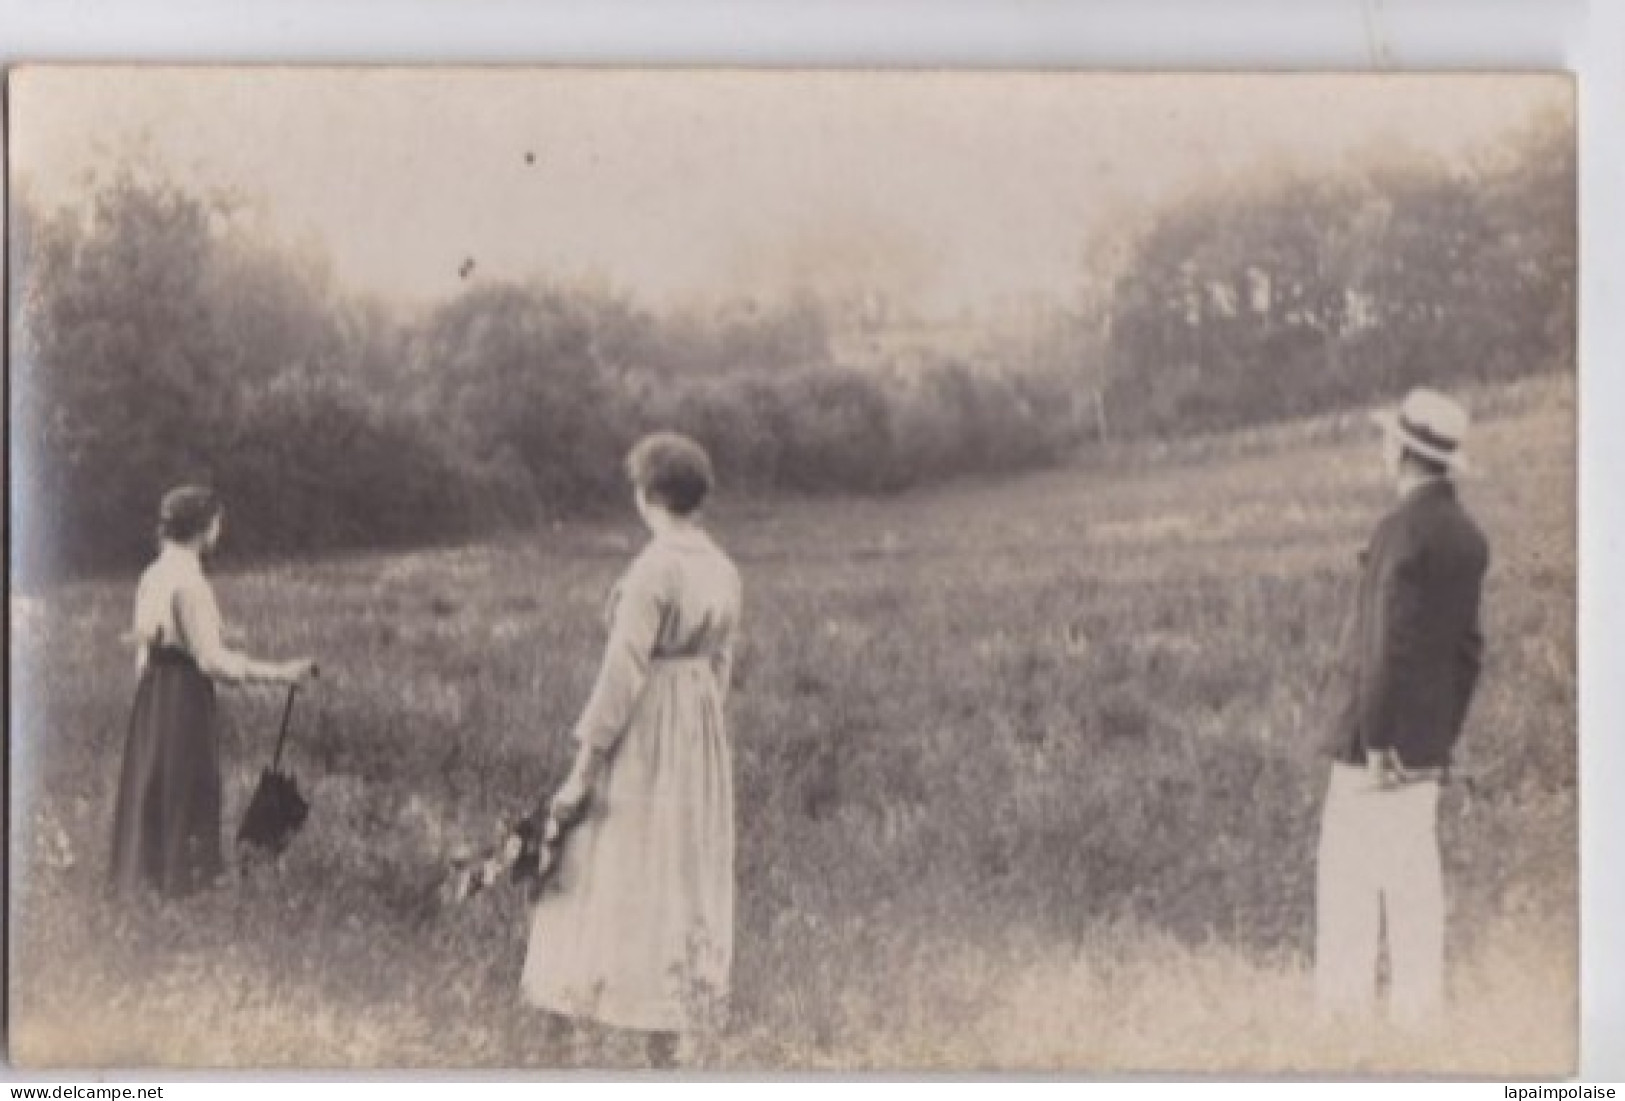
[653,524,710,550]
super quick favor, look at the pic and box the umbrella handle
[271,684,299,772]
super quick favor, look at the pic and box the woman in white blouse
[109,486,316,897]
[522,434,743,1068]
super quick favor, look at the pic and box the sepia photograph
[5,67,1577,1074]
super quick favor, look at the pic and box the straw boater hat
[1371,388,1471,472]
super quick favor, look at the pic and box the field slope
[8,378,1576,1073]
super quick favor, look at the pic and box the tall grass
[8,383,1575,1072]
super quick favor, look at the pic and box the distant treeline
[9,109,1572,578]
[1102,113,1574,437]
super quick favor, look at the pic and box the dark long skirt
[109,647,224,897]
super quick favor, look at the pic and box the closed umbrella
[236,682,311,855]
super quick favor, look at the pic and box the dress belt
[650,653,713,668]
[148,644,197,663]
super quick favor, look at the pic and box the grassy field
[8,377,1576,1074]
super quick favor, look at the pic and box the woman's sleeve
[131,587,150,674]
[572,557,667,753]
[710,582,742,709]
[175,579,252,682]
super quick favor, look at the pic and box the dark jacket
[1326,479,1490,769]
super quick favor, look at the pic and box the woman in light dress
[109,485,317,898]
[522,433,743,1067]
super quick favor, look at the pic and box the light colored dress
[522,524,743,1033]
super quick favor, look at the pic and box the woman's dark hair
[157,485,223,543]
[625,433,715,517]
[1400,447,1450,479]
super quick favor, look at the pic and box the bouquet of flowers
[438,798,581,907]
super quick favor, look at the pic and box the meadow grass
[7,377,1576,1072]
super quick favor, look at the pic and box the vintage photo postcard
[6,68,1576,1074]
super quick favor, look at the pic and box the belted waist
[649,653,714,669]
[146,644,199,668]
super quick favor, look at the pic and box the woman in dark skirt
[109,486,316,898]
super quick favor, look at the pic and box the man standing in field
[1315,387,1490,1026]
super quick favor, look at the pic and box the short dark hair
[625,433,714,516]
[1400,447,1449,478]
[157,485,222,543]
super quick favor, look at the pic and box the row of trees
[1100,110,1574,436]
[10,107,1573,578]
[9,179,1082,577]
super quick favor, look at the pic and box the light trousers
[1314,761,1445,1024]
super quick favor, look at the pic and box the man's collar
[159,540,204,571]
[1397,473,1451,501]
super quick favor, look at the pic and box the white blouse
[130,543,250,680]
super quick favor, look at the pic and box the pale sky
[9,69,1570,317]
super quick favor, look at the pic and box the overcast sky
[9,69,1570,317]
